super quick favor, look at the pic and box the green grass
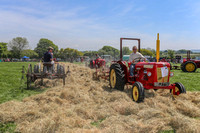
[0,122,16,133]
[91,118,105,127]
[170,69,200,91]
[0,62,46,104]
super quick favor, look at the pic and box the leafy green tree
[6,51,12,58]
[176,49,188,54]
[122,47,131,55]
[61,48,83,60]
[8,37,29,58]
[140,49,154,56]
[83,51,98,58]
[34,38,58,58]
[21,49,39,58]
[97,49,107,56]
[98,46,120,58]
[58,48,65,59]
[63,48,74,59]
[160,50,168,57]
[73,49,83,58]
[146,48,156,57]
[167,49,175,59]
[0,42,8,58]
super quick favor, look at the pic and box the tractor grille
[154,82,170,87]
[157,67,169,83]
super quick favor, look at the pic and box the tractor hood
[135,62,170,68]
[134,62,171,86]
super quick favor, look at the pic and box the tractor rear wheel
[183,61,197,72]
[181,63,186,72]
[170,82,186,96]
[109,63,125,91]
[131,82,145,103]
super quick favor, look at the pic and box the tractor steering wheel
[133,57,145,62]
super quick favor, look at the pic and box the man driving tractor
[129,46,146,76]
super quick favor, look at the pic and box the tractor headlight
[170,72,174,77]
[147,72,152,77]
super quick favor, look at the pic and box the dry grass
[0,63,200,133]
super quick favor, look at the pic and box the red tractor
[181,51,200,72]
[89,57,106,69]
[109,38,186,103]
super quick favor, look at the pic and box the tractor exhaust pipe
[156,33,160,62]
[187,50,191,60]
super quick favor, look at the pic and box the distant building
[191,49,200,53]
[196,57,200,60]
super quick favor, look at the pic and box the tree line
[0,37,193,60]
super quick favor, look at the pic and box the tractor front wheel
[109,63,125,91]
[170,82,186,96]
[131,82,145,103]
[183,61,197,72]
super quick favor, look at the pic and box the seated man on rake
[129,46,146,76]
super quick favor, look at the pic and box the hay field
[0,63,200,133]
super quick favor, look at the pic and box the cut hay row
[0,63,200,133]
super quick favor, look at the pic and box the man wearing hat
[44,46,54,63]
[43,46,55,73]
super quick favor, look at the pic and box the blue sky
[0,0,200,51]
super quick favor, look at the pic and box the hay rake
[93,65,110,80]
[21,63,70,89]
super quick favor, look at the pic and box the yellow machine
[156,33,160,62]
